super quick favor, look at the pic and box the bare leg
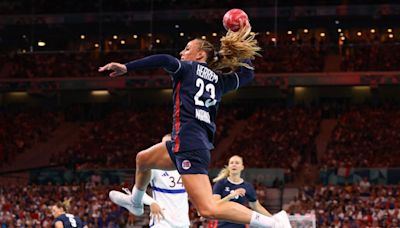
[181,174,278,227]
[134,141,175,190]
[182,174,252,223]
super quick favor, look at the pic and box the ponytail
[198,25,261,74]
[212,166,230,183]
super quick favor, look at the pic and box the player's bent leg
[181,174,250,223]
[135,141,175,190]
[128,142,176,216]
[181,174,282,228]
[136,141,175,172]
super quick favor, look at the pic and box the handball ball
[222,8,249,32]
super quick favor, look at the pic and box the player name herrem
[196,65,218,83]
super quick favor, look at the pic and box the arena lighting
[108,41,112,45]
[337,28,342,33]
[271,37,277,42]
[156,39,160,43]
[179,32,184,37]
[294,87,306,93]
[387,28,393,33]
[340,37,346,41]
[120,40,125,44]
[113,35,118,39]
[357,32,362,36]
[147,33,152,37]
[266,31,270,35]
[212,33,217,37]
[291,37,296,42]
[94,43,99,48]
[38,41,46,47]
[91,90,110,96]
[320,32,325,37]
[389,34,394,38]
[339,33,344,36]
[352,86,370,91]
[287,30,292,35]
[303,29,308,33]
[335,20,340,24]
[175,24,180,29]
[133,34,138,39]
[370,29,376,33]
[8,91,28,97]
[201,36,206,40]
[80,35,85,39]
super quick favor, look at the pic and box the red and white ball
[222,8,249,32]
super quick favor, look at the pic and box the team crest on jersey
[182,160,191,170]
[225,187,230,192]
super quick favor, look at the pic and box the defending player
[212,155,289,227]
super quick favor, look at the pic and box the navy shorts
[165,140,210,175]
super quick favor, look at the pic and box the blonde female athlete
[212,155,290,227]
[51,200,87,228]
[99,25,290,227]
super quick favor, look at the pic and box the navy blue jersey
[52,213,84,228]
[213,178,257,228]
[125,54,254,153]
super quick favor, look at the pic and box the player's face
[51,205,62,217]
[228,156,244,175]
[179,40,204,61]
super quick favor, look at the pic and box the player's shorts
[150,219,189,228]
[166,140,210,175]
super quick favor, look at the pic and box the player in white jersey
[147,169,190,228]
[109,134,190,228]
[111,169,190,228]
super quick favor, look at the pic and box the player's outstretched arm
[99,54,180,77]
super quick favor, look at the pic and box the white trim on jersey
[234,72,240,89]
[165,58,182,74]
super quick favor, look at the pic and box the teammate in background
[51,200,87,228]
[99,24,290,227]
[110,134,190,228]
[212,155,273,227]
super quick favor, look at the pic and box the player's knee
[197,206,218,219]
[135,151,149,171]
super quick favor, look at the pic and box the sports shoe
[109,188,144,216]
[273,210,292,228]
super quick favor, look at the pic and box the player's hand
[149,203,165,222]
[98,62,127,77]
[230,188,246,199]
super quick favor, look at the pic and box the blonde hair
[55,198,72,212]
[197,26,261,73]
[213,155,244,183]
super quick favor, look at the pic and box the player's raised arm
[98,54,180,77]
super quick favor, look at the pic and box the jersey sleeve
[124,54,181,74]
[212,180,224,196]
[221,59,255,94]
[245,182,257,202]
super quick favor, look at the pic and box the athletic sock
[130,186,144,206]
[250,211,277,228]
